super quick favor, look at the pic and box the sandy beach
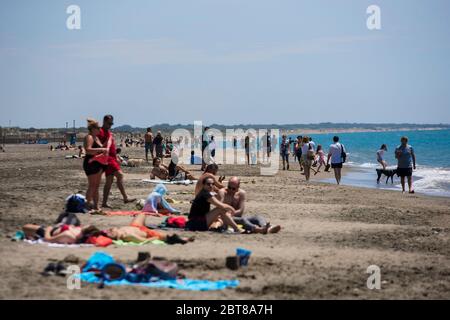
[0,144,449,299]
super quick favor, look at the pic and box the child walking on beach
[314,145,326,175]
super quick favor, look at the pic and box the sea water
[286,129,450,197]
[216,129,450,197]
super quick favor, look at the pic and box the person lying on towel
[22,223,101,244]
[105,213,194,245]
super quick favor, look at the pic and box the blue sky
[1,0,449,128]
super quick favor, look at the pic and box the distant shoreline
[284,127,448,136]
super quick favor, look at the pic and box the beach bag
[89,136,111,166]
[65,194,89,213]
[341,144,346,163]
[307,149,315,161]
[166,216,187,229]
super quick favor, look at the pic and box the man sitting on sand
[217,177,281,234]
[194,163,225,196]
[150,157,170,180]
[105,213,193,244]
[22,223,100,244]
[187,177,243,233]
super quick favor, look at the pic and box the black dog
[376,168,398,184]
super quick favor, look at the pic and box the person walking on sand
[395,136,416,194]
[244,135,250,165]
[301,136,316,181]
[201,126,210,171]
[326,136,346,185]
[280,135,290,170]
[266,133,272,159]
[144,127,154,162]
[377,144,388,170]
[83,119,108,211]
[314,145,327,174]
[294,136,303,171]
[153,131,163,159]
[98,115,136,209]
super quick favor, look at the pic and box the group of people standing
[83,115,135,211]
[280,135,346,184]
[144,128,173,162]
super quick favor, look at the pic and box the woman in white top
[376,144,387,170]
[301,136,314,181]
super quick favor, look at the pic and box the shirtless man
[194,163,225,196]
[144,127,154,162]
[105,213,193,244]
[150,157,169,180]
[217,177,281,234]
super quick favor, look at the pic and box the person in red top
[98,115,136,208]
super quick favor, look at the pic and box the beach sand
[0,144,449,299]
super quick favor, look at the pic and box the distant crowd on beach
[17,115,420,247]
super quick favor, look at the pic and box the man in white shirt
[326,136,346,185]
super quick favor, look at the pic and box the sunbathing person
[22,223,100,244]
[217,177,281,234]
[142,184,180,214]
[150,157,170,180]
[186,177,243,233]
[105,213,193,244]
[194,163,225,196]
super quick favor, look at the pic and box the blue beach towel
[79,252,239,291]
[79,272,239,291]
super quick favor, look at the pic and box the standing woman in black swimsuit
[83,119,108,211]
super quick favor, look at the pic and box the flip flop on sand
[124,198,137,204]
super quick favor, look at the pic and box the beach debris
[135,199,145,210]
[41,261,68,277]
[63,254,81,264]
[226,256,240,270]
[10,231,25,241]
[137,251,151,263]
[226,248,252,270]
[236,248,252,266]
